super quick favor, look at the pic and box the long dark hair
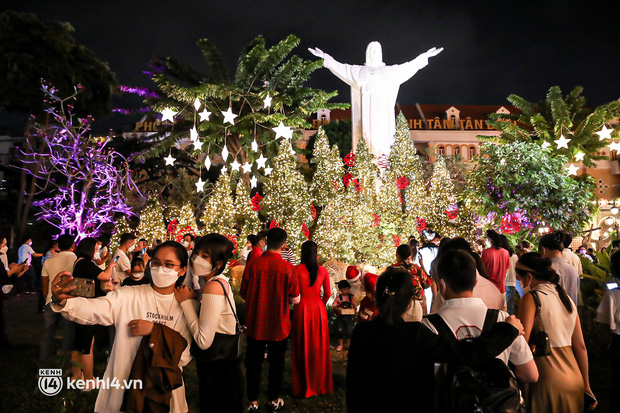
[499,235,515,256]
[440,237,490,279]
[300,240,319,287]
[193,233,234,276]
[539,232,564,252]
[517,252,573,313]
[485,230,501,249]
[75,237,97,260]
[375,267,414,326]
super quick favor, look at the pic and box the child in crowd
[357,273,378,323]
[121,258,150,287]
[333,280,356,351]
[345,265,362,298]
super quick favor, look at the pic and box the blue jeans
[39,303,75,363]
[506,286,518,315]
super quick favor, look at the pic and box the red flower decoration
[175,225,197,242]
[301,222,310,238]
[445,204,459,220]
[352,178,362,193]
[393,235,401,247]
[372,213,381,227]
[167,219,179,235]
[250,193,263,211]
[416,217,427,232]
[343,173,352,187]
[332,180,340,191]
[311,205,317,220]
[500,213,521,234]
[344,152,355,167]
[269,220,280,229]
[398,193,403,205]
[396,176,409,189]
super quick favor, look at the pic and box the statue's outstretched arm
[393,47,444,83]
[308,47,357,87]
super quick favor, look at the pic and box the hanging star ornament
[575,151,585,162]
[256,153,267,169]
[190,127,199,141]
[541,141,551,150]
[251,140,258,152]
[230,159,241,171]
[241,162,253,173]
[554,134,571,149]
[221,107,238,125]
[272,121,293,139]
[195,177,206,192]
[221,146,229,160]
[204,156,212,170]
[250,176,258,188]
[567,164,579,176]
[193,98,201,111]
[610,141,620,152]
[199,109,212,122]
[597,125,613,141]
[221,165,228,174]
[160,108,177,122]
[188,139,201,151]
[164,153,176,166]
[264,166,273,175]
[263,93,272,109]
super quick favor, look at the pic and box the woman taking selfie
[174,233,245,413]
[50,241,192,413]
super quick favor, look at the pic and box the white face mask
[0,246,7,254]
[150,267,179,288]
[183,241,190,248]
[128,244,136,252]
[192,255,213,277]
[132,272,144,280]
[28,241,33,246]
[484,239,492,249]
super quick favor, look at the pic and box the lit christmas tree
[234,177,262,250]
[203,173,236,236]
[137,196,166,245]
[110,216,134,252]
[261,138,313,254]
[350,137,380,203]
[309,128,344,207]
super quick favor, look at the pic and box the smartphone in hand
[114,255,120,263]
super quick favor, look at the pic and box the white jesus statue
[309,42,443,159]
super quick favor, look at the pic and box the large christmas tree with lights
[234,176,262,247]
[110,216,134,252]
[202,173,236,236]
[137,196,166,244]
[261,138,313,254]
[309,128,345,207]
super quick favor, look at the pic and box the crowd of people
[1,225,619,412]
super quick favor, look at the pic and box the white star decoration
[222,108,238,125]
[160,108,177,122]
[221,165,227,174]
[250,176,258,188]
[541,142,551,150]
[597,125,613,141]
[193,98,201,111]
[189,139,201,151]
[567,164,579,176]
[610,141,620,152]
[264,166,273,175]
[272,121,293,139]
[199,109,212,122]
[221,146,229,160]
[230,159,241,171]
[256,154,267,169]
[575,151,585,162]
[190,127,199,141]
[204,156,212,170]
[263,93,272,109]
[241,162,252,173]
[195,177,206,192]
[164,153,175,166]
[251,140,258,152]
[554,134,570,149]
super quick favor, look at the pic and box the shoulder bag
[528,290,551,357]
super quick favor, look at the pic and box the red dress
[291,264,333,397]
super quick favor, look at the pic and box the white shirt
[550,257,580,305]
[531,283,577,347]
[423,297,533,367]
[0,252,8,271]
[562,248,583,275]
[418,244,438,277]
[52,284,192,413]
[597,288,620,335]
[505,254,518,287]
[18,244,35,264]
[112,249,131,282]
[41,251,77,304]
[431,273,504,313]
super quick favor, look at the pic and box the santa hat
[346,266,361,283]
[363,272,378,293]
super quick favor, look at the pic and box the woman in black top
[346,267,524,412]
[70,237,115,386]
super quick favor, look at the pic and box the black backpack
[425,309,524,413]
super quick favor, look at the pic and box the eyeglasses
[149,260,181,273]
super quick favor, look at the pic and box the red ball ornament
[416,217,427,232]
[372,213,381,227]
[226,234,238,254]
[311,205,317,220]
[344,152,355,167]
[301,222,310,238]
[445,204,459,221]
[250,193,263,211]
[392,235,401,248]
[343,173,352,187]
[500,213,521,234]
[175,225,197,242]
[352,178,362,193]
[269,220,280,229]
[167,219,178,235]
[396,176,409,189]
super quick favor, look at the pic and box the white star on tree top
[199,109,212,122]
[164,153,175,166]
[250,176,258,188]
[610,141,620,152]
[241,162,252,173]
[263,93,272,109]
[222,107,238,125]
[567,163,579,176]
[597,125,613,141]
[195,177,206,192]
[554,134,571,149]
[160,108,177,122]
[575,151,585,162]
[272,121,293,140]
[230,159,241,171]
[256,153,267,169]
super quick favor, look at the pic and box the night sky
[9,0,620,111]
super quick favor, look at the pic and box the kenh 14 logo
[38,369,63,396]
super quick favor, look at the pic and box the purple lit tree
[19,81,140,241]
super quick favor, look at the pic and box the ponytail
[518,253,573,313]
[376,267,414,326]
